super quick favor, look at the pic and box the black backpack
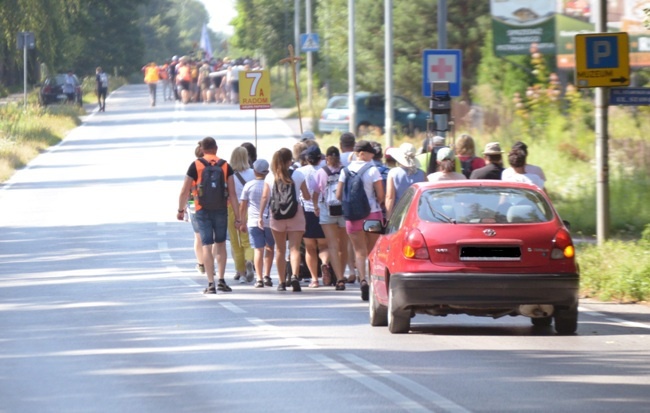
[270,170,298,220]
[460,156,475,178]
[342,163,373,221]
[197,158,228,210]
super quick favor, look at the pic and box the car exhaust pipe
[519,304,554,318]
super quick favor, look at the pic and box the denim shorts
[248,226,275,249]
[195,208,228,245]
[189,212,200,234]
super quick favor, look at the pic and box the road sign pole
[385,0,394,147]
[595,0,609,245]
[306,0,313,112]
[23,32,28,107]
[348,0,356,134]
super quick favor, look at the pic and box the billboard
[491,0,650,68]
[491,0,557,56]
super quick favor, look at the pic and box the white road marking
[246,317,320,350]
[220,302,247,314]
[605,318,650,330]
[310,354,434,413]
[342,354,471,413]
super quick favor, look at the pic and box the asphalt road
[0,85,649,413]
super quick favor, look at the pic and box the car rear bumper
[389,272,579,312]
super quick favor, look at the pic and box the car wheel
[387,287,410,334]
[554,307,578,335]
[531,316,553,327]
[356,122,372,137]
[369,281,388,327]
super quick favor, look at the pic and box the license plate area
[459,246,521,261]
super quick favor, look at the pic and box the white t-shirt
[264,169,306,204]
[427,171,467,182]
[232,168,255,199]
[240,179,268,227]
[502,172,545,189]
[502,164,546,181]
[296,164,321,212]
[339,160,383,213]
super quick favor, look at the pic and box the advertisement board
[491,0,557,56]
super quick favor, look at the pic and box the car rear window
[417,187,554,224]
[326,97,348,109]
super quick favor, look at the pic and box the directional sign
[300,33,320,53]
[239,70,271,110]
[609,87,650,106]
[575,32,630,88]
[422,50,462,97]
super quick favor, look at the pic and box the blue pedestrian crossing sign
[300,33,320,53]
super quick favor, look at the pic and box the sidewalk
[272,107,313,139]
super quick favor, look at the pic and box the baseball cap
[253,159,269,174]
[353,140,375,154]
[433,135,446,145]
[302,145,322,161]
[300,131,316,142]
[437,147,455,162]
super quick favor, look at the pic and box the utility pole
[595,0,609,244]
[438,0,447,49]
[348,0,356,135]
[306,0,313,110]
[294,0,301,90]
[385,0,394,147]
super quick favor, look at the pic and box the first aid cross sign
[574,32,629,88]
[422,49,462,98]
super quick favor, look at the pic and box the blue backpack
[342,163,373,221]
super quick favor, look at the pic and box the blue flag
[199,24,212,60]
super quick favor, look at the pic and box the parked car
[318,92,429,136]
[364,180,580,334]
[38,74,83,106]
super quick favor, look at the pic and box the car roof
[411,179,547,194]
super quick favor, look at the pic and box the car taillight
[551,228,575,259]
[402,229,429,259]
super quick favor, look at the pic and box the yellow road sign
[574,32,630,88]
[239,70,271,110]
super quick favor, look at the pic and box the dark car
[364,180,580,334]
[318,92,429,136]
[39,74,83,106]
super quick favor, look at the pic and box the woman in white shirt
[336,140,385,302]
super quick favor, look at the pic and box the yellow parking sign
[239,70,271,110]
[574,32,630,88]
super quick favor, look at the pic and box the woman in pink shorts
[259,148,310,293]
[336,140,385,301]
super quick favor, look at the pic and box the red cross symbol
[431,58,453,78]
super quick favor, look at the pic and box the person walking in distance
[143,62,160,107]
[258,148,311,292]
[385,143,426,217]
[337,140,385,301]
[239,159,275,288]
[95,67,108,112]
[177,137,242,294]
[228,147,255,283]
[63,70,76,104]
[469,142,505,180]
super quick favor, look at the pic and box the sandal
[335,279,346,291]
[321,264,331,286]
[308,280,320,288]
[346,273,357,284]
[360,279,369,301]
[254,280,264,288]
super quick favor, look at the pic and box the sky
[196,0,237,35]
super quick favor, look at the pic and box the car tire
[369,281,388,327]
[554,307,578,335]
[531,316,553,327]
[387,287,410,334]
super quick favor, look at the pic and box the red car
[364,180,579,334]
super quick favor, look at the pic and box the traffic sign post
[18,31,35,107]
[239,70,272,148]
[422,49,462,98]
[299,33,320,53]
[574,32,630,88]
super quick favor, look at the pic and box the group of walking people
[177,132,545,301]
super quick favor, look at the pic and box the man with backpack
[95,67,108,112]
[177,137,242,294]
[336,140,385,301]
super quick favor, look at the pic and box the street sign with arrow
[574,32,629,88]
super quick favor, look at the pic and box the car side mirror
[363,219,385,234]
[563,220,571,231]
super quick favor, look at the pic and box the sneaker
[245,261,255,282]
[217,279,232,292]
[360,280,369,301]
[321,264,331,286]
[277,282,286,292]
[254,280,264,288]
[233,272,241,281]
[196,263,205,274]
[203,283,216,294]
[238,272,247,284]
[290,276,302,292]
[264,276,273,287]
